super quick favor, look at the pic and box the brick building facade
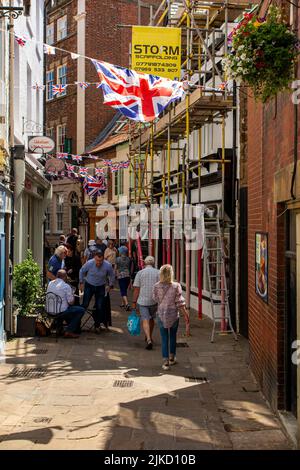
[45,0,160,249]
[247,0,300,442]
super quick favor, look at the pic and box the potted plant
[13,250,43,337]
[223,6,299,102]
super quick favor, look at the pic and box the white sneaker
[162,361,170,371]
[169,357,177,366]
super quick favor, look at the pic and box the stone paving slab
[0,291,293,450]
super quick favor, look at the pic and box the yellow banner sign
[132,26,181,80]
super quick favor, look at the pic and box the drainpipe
[8,0,15,335]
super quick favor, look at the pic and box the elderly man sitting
[46,270,85,338]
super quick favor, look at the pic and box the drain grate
[185,376,208,383]
[33,417,52,424]
[176,342,189,348]
[113,379,133,388]
[7,367,47,378]
[32,349,48,355]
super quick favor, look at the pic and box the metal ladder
[203,204,237,343]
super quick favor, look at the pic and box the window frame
[57,64,67,96]
[57,15,67,42]
[56,124,67,152]
[56,193,64,233]
[46,22,54,45]
[46,70,54,101]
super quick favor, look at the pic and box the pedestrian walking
[132,256,159,350]
[115,246,131,311]
[153,264,190,371]
[104,240,118,268]
[79,251,115,333]
[47,245,67,281]
[95,236,107,254]
[83,239,97,264]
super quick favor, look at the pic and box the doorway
[285,210,297,417]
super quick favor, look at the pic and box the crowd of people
[46,228,190,371]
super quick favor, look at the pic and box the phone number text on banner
[132,26,181,80]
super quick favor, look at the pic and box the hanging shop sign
[132,26,181,80]
[28,136,55,154]
[255,232,268,303]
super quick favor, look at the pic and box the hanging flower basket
[223,6,299,102]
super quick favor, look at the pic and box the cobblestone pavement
[0,292,293,450]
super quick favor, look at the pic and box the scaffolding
[128,1,251,333]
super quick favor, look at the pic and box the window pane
[46,23,54,45]
[58,65,67,96]
[46,70,54,101]
[57,15,67,41]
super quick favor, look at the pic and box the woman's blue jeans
[157,318,179,359]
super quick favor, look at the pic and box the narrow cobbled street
[0,292,292,450]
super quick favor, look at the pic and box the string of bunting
[47,153,130,170]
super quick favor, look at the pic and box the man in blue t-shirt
[47,245,67,281]
[79,251,115,333]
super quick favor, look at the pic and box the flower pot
[16,316,37,337]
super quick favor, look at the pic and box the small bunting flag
[52,84,68,96]
[95,168,105,176]
[32,83,45,91]
[102,159,113,167]
[110,165,119,173]
[66,164,75,172]
[72,154,82,163]
[15,35,26,47]
[43,44,56,55]
[76,82,90,89]
[71,52,80,60]
[79,167,89,176]
[57,152,68,159]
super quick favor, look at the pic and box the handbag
[35,320,51,337]
[127,309,141,336]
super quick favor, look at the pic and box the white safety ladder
[203,204,237,343]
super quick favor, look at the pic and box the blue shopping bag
[127,309,140,336]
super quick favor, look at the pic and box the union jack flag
[96,83,102,89]
[76,82,89,89]
[52,84,68,96]
[119,160,130,169]
[95,167,106,176]
[79,167,89,176]
[66,164,75,172]
[101,159,113,167]
[92,60,184,122]
[57,152,68,159]
[110,165,120,173]
[72,154,82,163]
[15,35,26,47]
[83,175,107,198]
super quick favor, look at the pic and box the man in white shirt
[46,270,85,338]
[132,256,160,350]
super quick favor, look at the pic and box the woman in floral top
[153,265,190,371]
[115,246,132,311]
